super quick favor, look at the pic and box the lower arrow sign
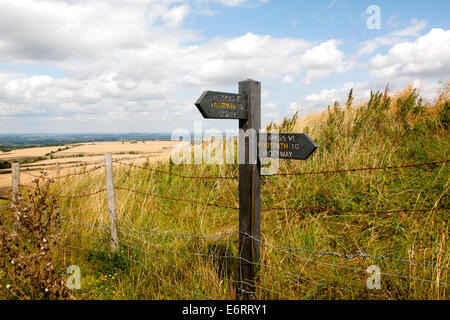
[258,133,318,160]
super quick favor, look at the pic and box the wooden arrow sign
[258,133,318,160]
[195,91,247,119]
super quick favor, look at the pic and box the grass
[1,82,449,300]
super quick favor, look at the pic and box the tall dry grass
[1,82,448,300]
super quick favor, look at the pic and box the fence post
[55,163,60,177]
[12,162,20,206]
[104,153,119,253]
[238,79,261,299]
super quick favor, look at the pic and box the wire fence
[2,157,449,299]
[23,164,105,180]
[264,159,450,177]
[56,215,448,299]
[115,161,238,180]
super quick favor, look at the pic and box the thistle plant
[0,174,72,300]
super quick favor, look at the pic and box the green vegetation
[0,142,69,153]
[0,161,11,170]
[1,82,448,300]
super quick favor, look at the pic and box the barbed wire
[119,237,286,299]
[240,232,449,287]
[261,205,450,215]
[61,223,287,298]
[240,232,449,270]
[115,161,238,180]
[119,239,230,299]
[21,163,95,171]
[67,220,433,298]
[60,216,109,231]
[75,215,449,272]
[120,229,238,261]
[15,154,150,171]
[55,188,107,199]
[59,239,216,299]
[237,253,390,299]
[57,217,446,299]
[116,186,239,210]
[121,228,371,298]
[119,218,238,241]
[22,164,104,180]
[19,184,107,199]
[264,160,449,177]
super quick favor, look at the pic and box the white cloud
[2,1,445,134]
[210,0,268,7]
[186,33,311,86]
[263,103,278,110]
[299,40,346,84]
[356,19,427,57]
[304,82,371,108]
[162,4,191,27]
[0,0,324,132]
[390,19,427,37]
[369,28,450,79]
[288,102,302,112]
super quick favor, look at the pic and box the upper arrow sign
[258,133,318,160]
[195,91,247,120]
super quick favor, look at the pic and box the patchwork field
[0,140,179,194]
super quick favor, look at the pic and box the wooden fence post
[12,162,20,206]
[55,163,60,177]
[104,153,119,253]
[238,79,261,299]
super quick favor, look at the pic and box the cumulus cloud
[161,4,191,27]
[0,0,322,132]
[304,82,371,108]
[299,40,347,84]
[2,0,446,134]
[0,0,151,62]
[355,19,427,58]
[369,28,450,79]
[179,33,311,86]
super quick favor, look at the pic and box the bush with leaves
[0,174,72,300]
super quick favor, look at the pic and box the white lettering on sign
[280,151,293,158]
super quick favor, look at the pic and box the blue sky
[0,0,449,134]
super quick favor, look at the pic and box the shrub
[0,161,11,169]
[0,176,73,300]
[439,101,450,129]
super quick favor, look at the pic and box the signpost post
[195,79,317,299]
[238,79,261,300]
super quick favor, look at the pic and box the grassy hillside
[1,82,449,300]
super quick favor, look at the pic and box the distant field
[0,140,179,193]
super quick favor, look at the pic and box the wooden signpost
[258,133,317,160]
[195,79,317,299]
[195,91,247,119]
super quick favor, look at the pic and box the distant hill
[0,133,172,152]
